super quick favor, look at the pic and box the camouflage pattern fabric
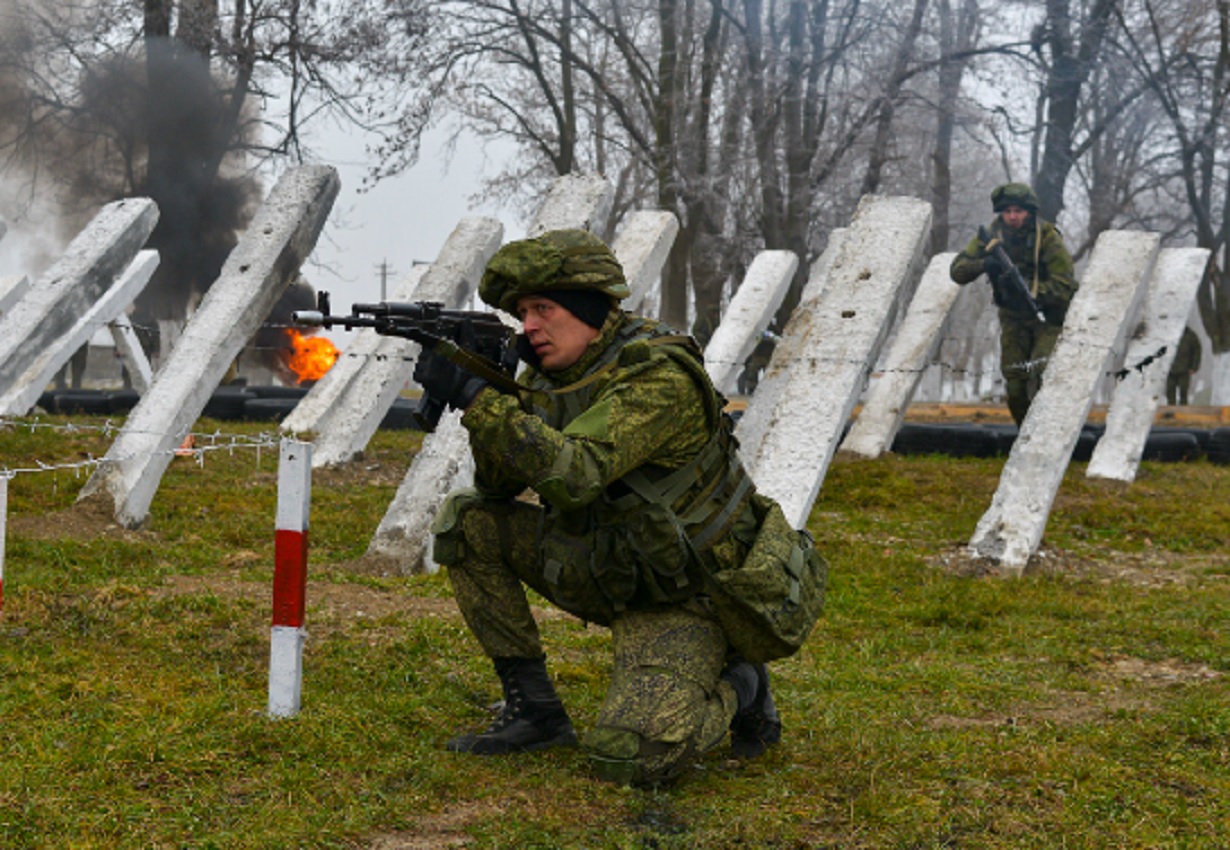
[1000,316,1063,426]
[479,229,631,313]
[1167,327,1203,405]
[433,308,766,784]
[951,211,1077,426]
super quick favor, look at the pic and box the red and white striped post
[0,473,8,614]
[269,438,312,718]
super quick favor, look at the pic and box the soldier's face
[517,295,600,371]
[1001,205,1030,230]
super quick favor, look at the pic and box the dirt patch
[366,801,492,849]
[926,654,1221,732]
[8,496,148,541]
[929,544,1224,587]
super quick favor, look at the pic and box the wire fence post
[0,473,8,615]
[269,438,312,718]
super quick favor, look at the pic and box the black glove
[413,349,489,412]
[982,251,1009,284]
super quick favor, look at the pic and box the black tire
[52,390,112,415]
[382,397,424,430]
[1141,432,1202,462]
[1070,427,1100,462]
[201,388,256,421]
[243,397,299,422]
[106,389,141,414]
[247,384,310,400]
[1206,427,1230,465]
[891,423,1000,458]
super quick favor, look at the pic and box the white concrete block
[614,210,679,315]
[1087,247,1210,481]
[969,230,1160,573]
[736,229,846,461]
[366,177,616,574]
[79,166,340,528]
[300,218,505,467]
[840,252,962,458]
[0,275,30,316]
[526,174,615,236]
[737,200,931,528]
[0,250,158,414]
[107,313,154,394]
[0,198,158,398]
[704,250,797,396]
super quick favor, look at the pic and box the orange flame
[284,328,339,384]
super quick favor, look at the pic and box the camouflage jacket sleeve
[460,349,710,512]
[950,232,989,284]
[1035,224,1077,306]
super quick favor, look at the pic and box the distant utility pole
[376,260,396,301]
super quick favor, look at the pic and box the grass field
[1,416,1228,849]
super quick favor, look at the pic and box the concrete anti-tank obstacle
[1086,247,1210,482]
[0,276,31,316]
[0,250,159,415]
[78,165,340,529]
[704,251,797,397]
[968,230,1160,574]
[839,252,962,459]
[286,217,505,467]
[613,210,679,316]
[107,312,155,394]
[0,198,159,400]
[363,175,618,574]
[735,229,846,462]
[736,197,932,529]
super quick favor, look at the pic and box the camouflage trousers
[1000,314,1063,426]
[437,496,738,785]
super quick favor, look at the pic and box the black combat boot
[721,657,782,759]
[446,656,578,755]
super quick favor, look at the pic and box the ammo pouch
[542,492,698,624]
[702,494,828,663]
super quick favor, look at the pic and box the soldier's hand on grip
[414,349,489,412]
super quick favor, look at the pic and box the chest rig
[526,317,755,611]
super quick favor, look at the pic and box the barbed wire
[0,416,282,480]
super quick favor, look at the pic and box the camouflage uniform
[432,230,782,786]
[950,183,1078,425]
[1167,326,1202,405]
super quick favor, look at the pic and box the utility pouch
[703,496,828,663]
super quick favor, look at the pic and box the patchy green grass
[1,416,1228,848]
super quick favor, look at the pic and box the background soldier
[416,229,825,787]
[950,183,1078,426]
[1167,325,1203,406]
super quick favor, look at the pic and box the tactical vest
[525,317,755,612]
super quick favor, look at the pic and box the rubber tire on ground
[381,398,423,430]
[1070,426,1101,462]
[50,390,112,415]
[891,423,1001,459]
[247,384,310,400]
[201,388,256,421]
[107,389,141,414]
[1140,431,1202,462]
[243,397,298,422]
[1206,427,1230,465]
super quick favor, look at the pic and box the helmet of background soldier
[991,183,1040,214]
[479,229,630,314]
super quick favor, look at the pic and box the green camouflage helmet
[991,182,1040,213]
[479,229,630,313]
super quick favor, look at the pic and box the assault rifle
[978,226,1047,323]
[292,292,520,432]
